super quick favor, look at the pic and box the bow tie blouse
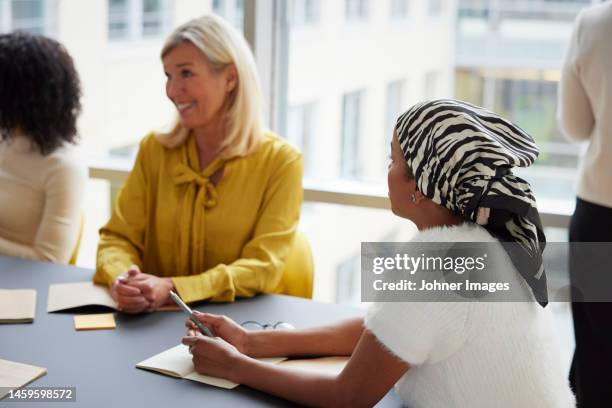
[94,132,303,303]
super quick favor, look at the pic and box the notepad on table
[74,313,116,331]
[0,358,47,400]
[46,281,180,312]
[136,344,286,389]
[0,289,36,323]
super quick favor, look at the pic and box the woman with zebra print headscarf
[179,100,575,407]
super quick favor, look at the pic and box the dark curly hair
[0,31,82,155]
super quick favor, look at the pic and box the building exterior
[454,0,597,210]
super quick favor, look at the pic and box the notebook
[47,282,115,312]
[0,289,36,323]
[47,282,179,312]
[136,344,286,389]
[0,359,47,400]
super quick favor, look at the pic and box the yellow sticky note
[73,313,116,331]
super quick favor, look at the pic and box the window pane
[108,0,129,39]
[284,1,454,185]
[390,0,408,18]
[287,102,317,177]
[346,0,368,21]
[428,0,442,17]
[299,202,417,303]
[212,0,244,32]
[341,91,364,179]
[455,0,590,205]
[425,71,439,99]
[11,0,44,33]
[290,0,320,26]
[142,0,162,37]
[386,80,405,144]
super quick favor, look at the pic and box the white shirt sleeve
[365,301,472,366]
[557,10,595,141]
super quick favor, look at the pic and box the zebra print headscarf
[395,99,547,306]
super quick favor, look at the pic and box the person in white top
[0,32,86,264]
[558,3,612,406]
[165,100,575,407]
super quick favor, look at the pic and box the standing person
[181,100,575,408]
[94,15,303,313]
[558,3,612,406]
[0,32,86,264]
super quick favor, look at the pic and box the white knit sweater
[365,223,575,408]
[558,2,612,208]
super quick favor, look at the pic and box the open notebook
[0,359,47,400]
[0,289,36,323]
[47,282,179,312]
[136,344,286,389]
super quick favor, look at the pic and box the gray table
[0,256,401,407]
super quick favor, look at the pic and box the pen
[169,291,214,337]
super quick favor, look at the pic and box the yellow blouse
[94,132,303,303]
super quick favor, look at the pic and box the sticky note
[73,313,116,331]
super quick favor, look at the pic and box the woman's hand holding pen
[185,312,251,355]
[182,333,247,382]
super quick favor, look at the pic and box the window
[340,90,365,179]
[289,0,320,26]
[142,0,162,37]
[455,69,579,201]
[390,0,409,19]
[0,0,54,34]
[335,254,360,304]
[428,0,442,17]
[425,71,439,99]
[345,0,368,21]
[107,0,171,41]
[287,102,317,177]
[386,80,405,143]
[212,0,244,32]
[108,0,129,39]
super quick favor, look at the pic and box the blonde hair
[157,14,265,158]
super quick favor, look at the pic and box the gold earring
[411,194,416,203]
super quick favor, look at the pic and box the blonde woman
[94,15,303,313]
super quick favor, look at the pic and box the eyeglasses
[240,320,295,331]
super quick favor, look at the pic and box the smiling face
[162,41,237,133]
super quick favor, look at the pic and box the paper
[279,356,349,375]
[0,358,47,400]
[74,313,116,331]
[47,282,117,312]
[0,289,36,323]
[136,344,286,389]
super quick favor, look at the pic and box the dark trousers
[569,197,612,407]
